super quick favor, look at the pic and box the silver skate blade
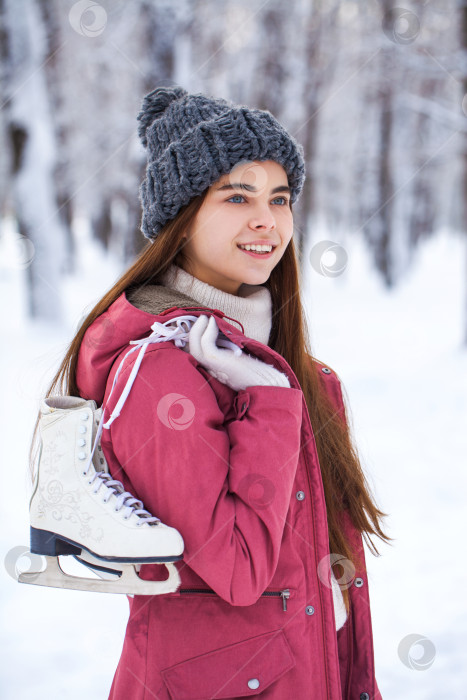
[73,551,139,579]
[18,556,181,595]
[73,553,121,580]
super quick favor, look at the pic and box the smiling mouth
[237,245,276,258]
[237,244,276,254]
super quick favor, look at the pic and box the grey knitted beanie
[137,85,306,241]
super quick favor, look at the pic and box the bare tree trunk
[3,0,65,321]
[460,1,467,346]
[358,2,396,288]
[408,76,438,249]
[122,0,179,259]
[37,0,75,273]
[295,1,341,258]
[375,64,394,287]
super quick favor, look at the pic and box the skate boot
[19,396,184,595]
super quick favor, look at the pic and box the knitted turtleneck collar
[159,264,273,346]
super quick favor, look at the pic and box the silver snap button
[296,491,305,501]
[247,678,260,689]
[354,577,364,588]
[79,426,87,434]
[78,451,87,460]
[321,367,331,374]
[360,694,370,700]
[81,412,89,420]
[77,439,86,447]
[306,605,315,615]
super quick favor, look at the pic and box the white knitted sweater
[159,264,273,345]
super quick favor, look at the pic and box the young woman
[45,86,389,699]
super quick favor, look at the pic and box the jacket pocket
[161,629,295,699]
[177,587,292,612]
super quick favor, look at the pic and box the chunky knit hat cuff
[137,85,306,241]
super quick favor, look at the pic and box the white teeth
[239,244,273,253]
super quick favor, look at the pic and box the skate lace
[105,314,240,428]
[83,315,198,480]
[85,313,240,480]
[104,314,200,429]
[87,471,160,525]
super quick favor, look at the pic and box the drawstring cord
[84,314,241,481]
[104,315,200,428]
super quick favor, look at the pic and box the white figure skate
[19,315,240,595]
[19,396,184,595]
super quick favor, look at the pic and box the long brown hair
[34,189,391,612]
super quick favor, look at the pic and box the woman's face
[179,160,294,295]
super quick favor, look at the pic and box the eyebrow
[215,182,291,195]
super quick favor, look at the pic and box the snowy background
[1,0,467,697]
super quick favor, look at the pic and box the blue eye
[227,195,289,205]
[228,194,245,204]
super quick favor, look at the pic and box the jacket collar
[127,283,247,335]
[77,288,291,405]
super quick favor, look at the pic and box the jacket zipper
[178,588,291,611]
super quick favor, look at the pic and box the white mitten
[188,315,291,391]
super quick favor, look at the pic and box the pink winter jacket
[76,286,382,700]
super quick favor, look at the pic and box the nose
[248,203,276,231]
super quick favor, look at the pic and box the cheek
[283,212,294,240]
[196,204,238,236]
[198,237,225,259]
[214,205,243,228]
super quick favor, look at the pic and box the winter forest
[1,0,466,698]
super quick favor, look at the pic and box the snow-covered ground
[1,219,466,699]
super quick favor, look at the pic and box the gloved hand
[188,315,291,391]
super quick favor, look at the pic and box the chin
[242,271,270,285]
